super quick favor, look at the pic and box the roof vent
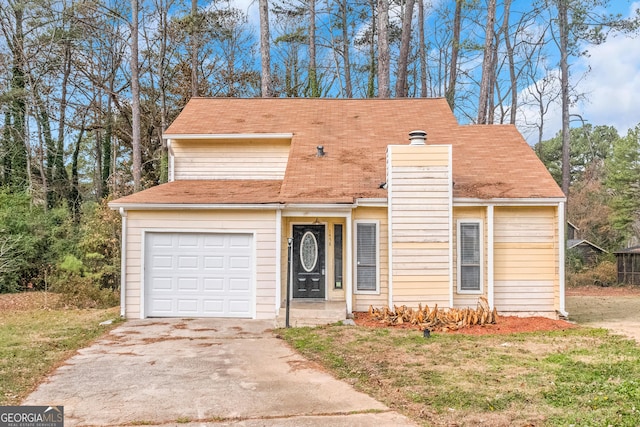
[317,145,325,157]
[409,130,427,145]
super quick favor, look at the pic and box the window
[334,224,343,289]
[458,220,482,292]
[355,222,378,293]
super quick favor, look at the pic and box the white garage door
[144,232,254,318]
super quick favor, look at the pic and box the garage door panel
[145,232,254,318]
[204,256,224,269]
[230,256,250,269]
[178,256,199,269]
[202,299,224,315]
[230,234,251,248]
[177,277,198,291]
[152,299,173,313]
[152,256,173,269]
[178,234,199,247]
[203,277,224,291]
[204,235,225,248]
[151,277,172,290]
[229,278,251,292]
[228,300,251,315]
[152,234,173,247]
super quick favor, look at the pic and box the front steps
[275,300,348,327]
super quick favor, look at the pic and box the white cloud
[575,32,640,135]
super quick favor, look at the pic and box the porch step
[275,300,347,328]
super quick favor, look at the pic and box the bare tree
[131,0,142,191]
[395,0,416,97]
[477,0,496,124]
[445,0,462,108]
[259,0,272,97]
[190,0,198,97]
[376,0,390,97]
[418,0,427,97]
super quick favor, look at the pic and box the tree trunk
[395,0,416,97]
[477,0,496,124]
[131,0,142,192]
[190,0,198,97]
[445,0,462,109]
[418,0,427,98]
[376,0,390,97]
[340,0,352,98]
[367,0,376,98]
[558,0,570,197]
[69,125,85,222]
[308,0,319,97]
[503,0,517,124]
[259,0,272,97]
[56,37,71,202]
[8,1,29,191]
[102,98,113,197]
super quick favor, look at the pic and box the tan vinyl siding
[388,144,452,308]
[171,139,290,180]
[124,209,278,319]
[352,208,389,311]
[493,206,558,313]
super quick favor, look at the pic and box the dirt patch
[566,284,640,296]
[0,292,61,311]
[566,285,640,343]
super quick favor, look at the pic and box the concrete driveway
[24,318,416,426]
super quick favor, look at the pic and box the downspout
[387,148,394,308]
[119,207,128,318]
[558,201,568,317]
[167,139,175,182]
[487,205,495,309]
[275,209,282,316]
[447,146,454,308]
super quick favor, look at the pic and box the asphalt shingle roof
[112,98,564,206]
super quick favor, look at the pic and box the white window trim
[457,219,483,294]
[354,220,380,295]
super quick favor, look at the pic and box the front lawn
[279,325,640,426]
[0,293,120,405]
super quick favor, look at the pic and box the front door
[292,225,325,299]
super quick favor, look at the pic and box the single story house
[567,222,608,266]
[109,98,567,323]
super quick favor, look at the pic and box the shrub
[567,260,617,288]
[50,254,118,308]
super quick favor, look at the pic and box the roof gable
[115,98,564,206]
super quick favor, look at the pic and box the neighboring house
[566,222,608,266]
[109,98,567,323]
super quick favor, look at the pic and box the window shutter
[356,223,377,291]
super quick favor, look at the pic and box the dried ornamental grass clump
[367,296,498,331]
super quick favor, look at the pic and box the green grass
[279,326,640,426]
[0,306,121,405]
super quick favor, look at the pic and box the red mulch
[352,286,640,335]
[352,312,576,335]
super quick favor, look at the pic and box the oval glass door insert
[300,231,318,272]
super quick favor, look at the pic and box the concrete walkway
[24,319,416,426]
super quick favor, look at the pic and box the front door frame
[291,221,327,300]
[280,208,354,314]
